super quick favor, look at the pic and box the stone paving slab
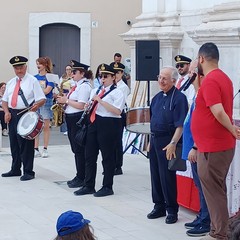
[0,144,196,240]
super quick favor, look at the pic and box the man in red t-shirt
[191,42,240,240]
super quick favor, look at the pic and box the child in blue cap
[54,210,96,240]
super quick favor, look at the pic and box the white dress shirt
[2,73,46,109]
[90,85,125,118]
[117,79,130,102]
[65,78,92,114]
[176,74,195,105]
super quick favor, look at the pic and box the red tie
[11,78,21,108]
[67,85,76,98]
[176,77,184,89]
[90,89,106,123]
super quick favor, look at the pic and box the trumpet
[76,84,103,127]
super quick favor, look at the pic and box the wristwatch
[192,146,198,150]
[170,140,176,145]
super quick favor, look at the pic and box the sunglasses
[72,69,79,75]
[176,63,185,68]
[99,74,109,79]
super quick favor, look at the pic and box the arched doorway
[39,23,80,76]
[29,12,91,75]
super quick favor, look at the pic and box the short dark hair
[0,82,6,88]
[198,42,219,61]
[114,53,122,58]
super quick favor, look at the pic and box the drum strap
[18,88,30,107]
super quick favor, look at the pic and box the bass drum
[17,111,44,140]
[126,107,150,134]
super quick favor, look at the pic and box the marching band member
[74,63,125,197]
[110,62,130,175]
[59,64,75,135]
[57,60,92,189]
[174,55,195,105]
[1,56,46,181]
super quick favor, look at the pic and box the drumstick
[17,107,31,115]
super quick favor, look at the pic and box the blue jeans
[38,97,53,120]
[191,162,210,227]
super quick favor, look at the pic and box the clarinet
[76,84,103,127]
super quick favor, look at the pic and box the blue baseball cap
[56,210,90,236]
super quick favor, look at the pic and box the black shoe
[2,170,21,177]
[165,214,178,224]
[114,168,123,175]
[147,208,166,219]
[94,187,114,197]
[67,177,84,188]
[74,186,96,196]
[20,174,35,181]
[186,224,210,237]
[184,216,200,229]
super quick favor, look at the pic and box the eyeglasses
[66,68,72,71]
[175,63,185,69]
[157,75,168,81]
[99,74,109,79]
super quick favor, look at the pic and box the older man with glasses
[147,66,188,224]
[174,55,195,105]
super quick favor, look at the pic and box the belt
[151,131,173,137]
[65,112,82,117]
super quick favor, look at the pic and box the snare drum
[17,111,44,140]
[126,107,150,134]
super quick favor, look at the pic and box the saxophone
[51,81,65,127]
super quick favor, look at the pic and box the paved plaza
[0,128,196,240]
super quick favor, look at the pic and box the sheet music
[46,73,60,85]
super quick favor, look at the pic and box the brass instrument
[51,80,66,127]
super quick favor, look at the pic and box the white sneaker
[34,149,41,158]
[63,131,68,136]
[2,129,8,136]
[42,149,48,158]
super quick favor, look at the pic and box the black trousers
[65,112,85,181]
[85,115,121,189]
[0,110,7,130]
[8,109,35,176]
[149,134,179,215]
[115,111,126,169]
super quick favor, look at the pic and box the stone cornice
[204,1,240,22]
[121,12,184,48]
[187,1,240,45]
